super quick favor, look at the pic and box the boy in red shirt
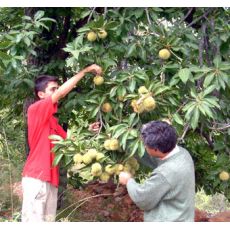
[21,64,102,222]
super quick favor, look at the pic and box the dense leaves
[0,7,230,200]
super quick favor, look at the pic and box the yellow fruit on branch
[219,171,230,181]
[138,86,149,94]
[143,96,156,111]
[131,100,145,114]
[91,162,102,176]
[100,172,110,182]
[87,31,97,42]
[96,152,105,161]
[93,75,104,85]
[104,139,111,150]
[97,29,108,39]
[109,139,120,150]
[73,153,83,164]
[123,163,132,172]
[105,164,115,175]
[159,48,171,60]
[87,149,98,159]
[114,164,124,175]
[101,102,112,113]
[127,157,138,168]
[82,153,93,165]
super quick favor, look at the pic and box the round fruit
[96,152,105,161]
[219,171,230,181]
[131,100,144,114]
[138,86,149,94]
[101,102,112,113]
[87,149,97,159]
[114,164,124,175]
[109,139,119,151]
[93,75,104,85]
[123,164,132,172]
[98,29,108,39]
[100,172,110,182]
[104,140,111,150]
[87,31,97,42]
[159,48,171,60]
[143,96,156,111]
[91,163,102,176]
[82,153,92,165]
[118,96,125,102]
[127,157,138,168]
[73,153,83,164]
[105,165,115,175]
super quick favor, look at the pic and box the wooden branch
[145,8,152,25]
[179,7,195,24]
[187,8,213,28]
[209,124,230,131]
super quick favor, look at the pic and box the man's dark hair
[141,120,177,154]
[34,75,58,99]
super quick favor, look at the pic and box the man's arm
[51,64,102,104]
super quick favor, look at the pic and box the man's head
[141,120,177,157]
[34,75,59,99]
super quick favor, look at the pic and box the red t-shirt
[22,96,67,187]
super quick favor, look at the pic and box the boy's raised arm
[51,64,102,104]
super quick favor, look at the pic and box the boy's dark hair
[34,75,58,99]
[141,120,177,154]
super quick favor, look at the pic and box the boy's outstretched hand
[86,64,102,75]
[88,121,101,133]
[119,171,132,185]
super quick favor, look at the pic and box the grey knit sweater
[127,146,195,222]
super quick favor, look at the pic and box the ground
[1,180,230,222]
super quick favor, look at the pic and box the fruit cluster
[131,86,156,113]
[71,147,139,183]
[87,29,108,42]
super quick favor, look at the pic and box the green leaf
[113,127,127,139]
[130,140,139,157]
[190,107,200,130]
[138,141,145,158]
[128,78,136,92]
[48,134,64,141]
[178,68,191,84]
[110,86,118,97]
[203,72,215,88]
[0,51,11,60]
[203,84,216,97]
[34,11,45,21]
[213,56,221,68]
[121,131,130,150]
[173,113,184,125]
[53,153,64,166]
[205,97,220,109]
[201,102,214,118]
[127,43,136,57]
[0,41,11,49]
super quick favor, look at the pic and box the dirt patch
[57,180,143,222]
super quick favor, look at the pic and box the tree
[0,7,230,200]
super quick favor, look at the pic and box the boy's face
[38,81,59,99]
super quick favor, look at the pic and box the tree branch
[187,8,213,28]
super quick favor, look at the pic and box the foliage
[0,7,230,200]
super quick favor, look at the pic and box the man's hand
[119,172,132,185]
[88,122,101,133]
[85,64,102,75]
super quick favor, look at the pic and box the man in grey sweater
[119,120,195,221]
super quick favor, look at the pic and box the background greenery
[0,8,230,219]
